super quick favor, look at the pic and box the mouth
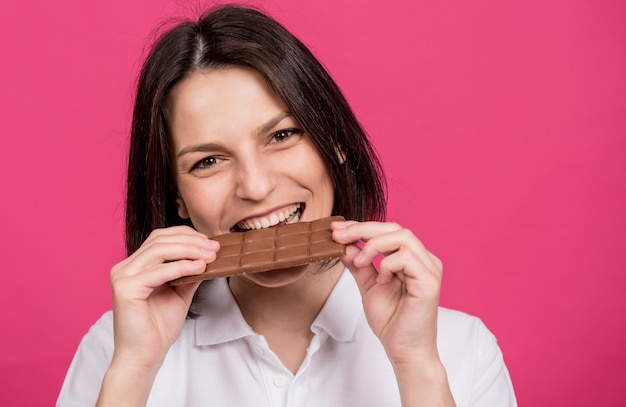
[231,203,303,232]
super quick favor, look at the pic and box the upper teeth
[237,204,301,230]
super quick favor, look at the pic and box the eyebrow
[257,112,292,136]
[176,112,293,159]
[176,142,225,159]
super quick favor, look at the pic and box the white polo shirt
[57,270,517,406]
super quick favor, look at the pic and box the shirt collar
[193,269,363,346]
[311,269,363,342]
[194,279,256,346]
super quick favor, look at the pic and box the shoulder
[57,311,115,363]
[437,307,496,343]
[436,307,500,377]
[78,310,115,350]
[437,307,501,364]
[437,308,517,406]
[90,310,114,331]
[57,311,116,406]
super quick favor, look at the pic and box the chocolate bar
[169,216,346,285]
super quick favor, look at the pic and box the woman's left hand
[331,220,444,367]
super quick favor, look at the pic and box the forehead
[167,67,289,144]
[168,67,284,115]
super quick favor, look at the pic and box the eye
[190,156,222,171]
[269,128,302,144]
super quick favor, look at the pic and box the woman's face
[168,67,335,284]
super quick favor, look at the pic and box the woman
[58,5,516,406]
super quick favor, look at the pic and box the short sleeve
[468,319,517,407]
[437,308,517,407]
[56,311,115,407]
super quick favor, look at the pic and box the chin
[237,264,310,288]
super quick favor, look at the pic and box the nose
[234,154,276,202]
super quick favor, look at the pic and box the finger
[377,252,441,290]
[331,219,358,230]
[333,221,443,279]
[124,235,219,273]
[113,259,208,296]
[170,281,203,308]
[144,259,208,288]
[134,231,217,257]
[126,226,210,261]
[146,225,207,241]
[341,244,378,295]
[357,230,441,276]
[332,221,403,244]
[375,253,406,285]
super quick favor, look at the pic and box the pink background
[1,0,625,405]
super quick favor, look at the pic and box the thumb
[171,281,202,308]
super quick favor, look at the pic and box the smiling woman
[57,5,516,407]
[124,5,386,256]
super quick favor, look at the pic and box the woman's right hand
[107,225,218,374]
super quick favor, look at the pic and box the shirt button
[253,346,264,356]
[273,375,287,388]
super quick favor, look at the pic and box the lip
[230,203,305,232]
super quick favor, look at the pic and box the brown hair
[126,5,386,255]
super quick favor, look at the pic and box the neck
[228,262,344,334]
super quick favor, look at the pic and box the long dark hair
[126,5,386,255]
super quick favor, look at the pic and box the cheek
[289,143,331,178]
[178,179,228,228]
[290,146,335,203]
